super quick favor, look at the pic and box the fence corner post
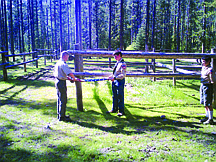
[74,46,84,112]
[211,48,216,108]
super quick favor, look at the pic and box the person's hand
[108,76,114,82]
[75,78,81,82]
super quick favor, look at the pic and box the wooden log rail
[67,50,216,59]
[73,72,200,78]
[83,60,153,67]
[36,49,58,65]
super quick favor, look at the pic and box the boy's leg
[203,105,214,124]
[200,84,208,122]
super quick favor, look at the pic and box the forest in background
[0,0,216,55]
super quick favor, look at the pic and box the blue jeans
[112,79,125,113]
[55,79,67,118]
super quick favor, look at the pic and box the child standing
[200,55,215,124]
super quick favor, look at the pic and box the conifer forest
[0,0,216,54]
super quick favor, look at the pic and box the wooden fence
[0,49,58,81]
[67,49,216,111]
[1,49,216,110]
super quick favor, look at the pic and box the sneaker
[117,112,124,116]
[59,116,71,122]
[106,110,117,114]
[200,117,208,123]
[203,119,213,125]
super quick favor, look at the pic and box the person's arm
[115,62,126,80]
[68,73,81,82]
[209,69,214,84]
[69,73,76,81]
[108,74,115,81]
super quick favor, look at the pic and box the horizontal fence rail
[67,50,216,59]
[5,51,37,57]
[73,72,200,78]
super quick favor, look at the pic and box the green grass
[0,58,215,162]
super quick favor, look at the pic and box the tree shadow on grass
[3,78,54,88]
[92,81,110,119]
[176,81,200,91]
[0,117,105,162]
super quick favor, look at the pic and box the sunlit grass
[0,59,215,162]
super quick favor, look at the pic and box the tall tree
[120,0,124,50]
[151,0,156,50]
[145,0,150,51]
[9,0,15,60]
[88,0,92,49]
[176,0,181,52]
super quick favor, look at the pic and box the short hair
[201,55,211,62]
[113,50,122,57]
[60,51,69,58]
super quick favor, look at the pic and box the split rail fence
[67,49,216,110]
[1,49,216,109]
[0,49,57,81]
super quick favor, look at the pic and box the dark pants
[55,79,67,118]
[112,79,125,113]
[200,83,213,106]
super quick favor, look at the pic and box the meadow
[0,58,215,162]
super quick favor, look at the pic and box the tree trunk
[50,0,54,50]
[145,0,150,52]
[151,0,156,50]
[30,0,35,52]
[95,1,99,48]
[54,1,58,52]
[176,0,181,52]
[9,0,15,61]
[17,0,22,53]
[88,0,92,49]
[59,0,62,52]
[20,0,25,52]
[202,3,206,53]
[120,0,124,50]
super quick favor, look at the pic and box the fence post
[44,51,46,65]
[23,55,27,72]
[172,59,176,86]
[211,48,216,108]
[50,51,53,62]
[2,51,8,81]
[152,48,156,81]
[36,51,38,68]
[74,46,84,112]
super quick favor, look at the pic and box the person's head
[201,55,211,67]
[113,50,122,61]
[60,51,69,62]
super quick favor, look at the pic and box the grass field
[0,58,215,162]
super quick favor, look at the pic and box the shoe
[200,117,208,123]
[59,116,71,122]
[58,115,69,120]
[106,110,117,114]
[117,112,124,116]
[203,119,213,125]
